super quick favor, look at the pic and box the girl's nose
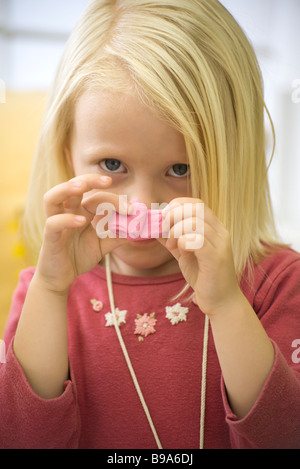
[126,184,166,210]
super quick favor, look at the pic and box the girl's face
[67,88,191,276]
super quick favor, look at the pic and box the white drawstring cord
[105,254,163,449]
[200,314,209,449]
[105,254,209,449]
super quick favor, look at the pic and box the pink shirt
[1,248,300,449]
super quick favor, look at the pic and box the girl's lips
[128,237,158,245]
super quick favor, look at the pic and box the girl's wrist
[207,289,254,333]
[195,286,245,320]
[32,271,71,298]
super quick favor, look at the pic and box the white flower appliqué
[105,308,127,327]
[165,303,189,325]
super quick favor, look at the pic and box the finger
[82,192,130,216]
[63,195,84,213]
[162,200,204,234]
[177,232,205,252]
[162,197,203,220]
[90,213,115,238]
[164,216,204,250]
[166,215,228,256]
[44,174,112,217]
[162,197,200,211]
[99,236,129,258]
[44,213,86,243]
[162,198,225,237]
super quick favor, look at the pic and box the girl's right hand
[35,174,128,294]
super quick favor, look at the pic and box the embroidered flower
[134,313,157,341]
[105,308,127,327]
[165,303,189,325]
[90,299,104,312]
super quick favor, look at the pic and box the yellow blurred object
[0,91,46,338]
[12,242,26,259]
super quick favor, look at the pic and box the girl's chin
[109,241,179,276]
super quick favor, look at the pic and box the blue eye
[168,164,190,178]
[100,159,125,173]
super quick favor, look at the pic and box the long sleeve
[222,251,300,449]
[0,269,80,449]
[1,250,299,449]
[222,342,300,448]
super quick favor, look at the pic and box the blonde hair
[23,0,280,278]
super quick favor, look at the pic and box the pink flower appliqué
[134,313,157,341]
[90,299,104,312]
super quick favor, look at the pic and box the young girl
[1,0,299,449]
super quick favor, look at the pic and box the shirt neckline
[92,263,185,286]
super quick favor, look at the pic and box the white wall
[0,0,90,88]
[221,0,300,250]
[0,0,299,250]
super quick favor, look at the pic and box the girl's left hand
[159,197,242,317]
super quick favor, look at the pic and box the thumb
[92,216,128,257]
[100,236,128,258]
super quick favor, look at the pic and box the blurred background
[0,0,299,337]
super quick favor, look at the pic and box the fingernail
[185,233,197,241]
[184,233,204,250]
[100,176,111,183]
[74,216,85,224]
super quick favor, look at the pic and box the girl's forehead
[71,88,187,158]
[74,87,157,124]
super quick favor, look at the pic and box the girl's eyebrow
[83,145,123,158]
[82,145,189,165]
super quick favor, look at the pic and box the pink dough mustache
[108,199,168,241]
